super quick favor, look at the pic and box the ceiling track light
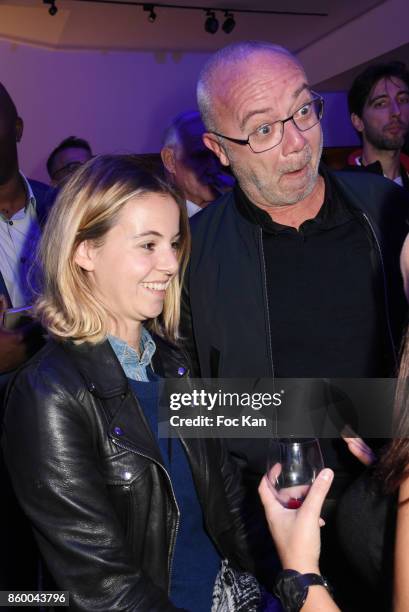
[222,11,235,34]
[143,3,157,22]
[222,11,236,34]
[43,0,58,16]
[204,10,219,35]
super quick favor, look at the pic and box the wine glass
[266,438,324,509]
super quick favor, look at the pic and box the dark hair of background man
[46,136,92,180]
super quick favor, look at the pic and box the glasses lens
[249,122,283,153]
[293,97,323,132]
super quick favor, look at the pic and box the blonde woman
[2,156,258,611]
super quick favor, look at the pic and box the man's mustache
[384,119,408,130]
[279,147,312,175]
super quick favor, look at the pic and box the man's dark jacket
[2,336,261,611]
[182,170,409,378]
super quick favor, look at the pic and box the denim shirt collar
[108,327,156,382]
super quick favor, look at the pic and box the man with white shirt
[161,110,234,216]
[347,61,409,189]
[0,83,54,374]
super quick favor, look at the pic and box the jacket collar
[61,339,129,398]
[60,334,190,399]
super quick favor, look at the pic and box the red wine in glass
[266,438,324,508]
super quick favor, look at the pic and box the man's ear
[15,116,23,143]
[74,240,96,272]
[351,113,364,134]
[202,133,230,167]
[161,147,176,174]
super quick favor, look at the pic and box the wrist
[281,562,320,575]
[274,569,332,612]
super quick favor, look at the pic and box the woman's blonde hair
[35,154,190,344]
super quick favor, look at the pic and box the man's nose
[281,119,307,155]
[390,98,401,116]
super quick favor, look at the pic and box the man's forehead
[369,76,409,99]
[54,147,90,169]
[212,52,307,115]
[223,49,301,79]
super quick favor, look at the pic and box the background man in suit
[0,82,54,375]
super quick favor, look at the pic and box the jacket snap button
[114,426,124,436]
[177,367,186,376]
[88,382,96,392]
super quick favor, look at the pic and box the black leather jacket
[2,335,256,611]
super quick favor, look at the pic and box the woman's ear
[74,240,96,272]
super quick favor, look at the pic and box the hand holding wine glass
[259,466,334,574]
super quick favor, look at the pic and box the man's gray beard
[226,139,323,207]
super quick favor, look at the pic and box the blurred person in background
[0,82,54,378]
[161,110,234,217]
[47,135,93,187]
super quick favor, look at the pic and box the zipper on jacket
[111,437,180,595]
[360,211,397,369]
[259,228,275,378]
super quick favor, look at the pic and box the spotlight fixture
[43,0,58,16]
[222,11,235,34]
[204,10,219,34]
[143,4,157,23]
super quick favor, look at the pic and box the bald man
[0,83,54,375]
[181,41,409,608]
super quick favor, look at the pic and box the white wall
[0,40,210,182]
[321,92,360,148]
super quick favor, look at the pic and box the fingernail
[320,469,333,481]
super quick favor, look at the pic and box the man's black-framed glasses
[211,92,324,154]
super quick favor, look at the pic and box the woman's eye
[141,242,155,251]
[171,241,181,251]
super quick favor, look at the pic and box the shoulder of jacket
[190,191,236,231]
[7,340,85,402]
[333,169,408,196]
[332,169,409,219]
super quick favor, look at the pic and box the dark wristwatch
[274,569,332,612]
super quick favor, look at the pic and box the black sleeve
[179,263,201,377]
[217,438,280,590]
